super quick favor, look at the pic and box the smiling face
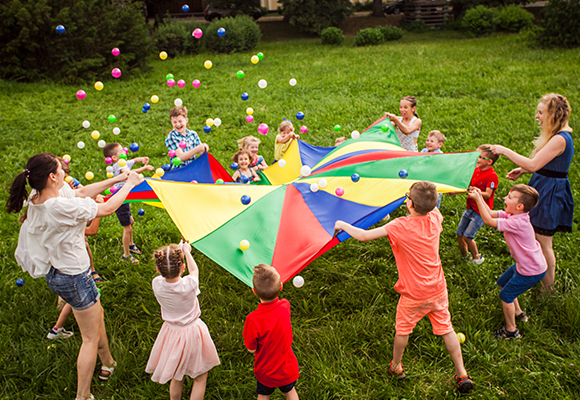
[171,115,188,135]
[535,102,546,127]
[425,136,441,151]
[476,152,493,169]
[399,100,415,119]
[504,190,523,214]
[237,153,250,168]
[247,142,259,156]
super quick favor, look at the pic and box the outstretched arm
[176,143,209,161]
[468,188,498,228]
[484,135,566,172]
[75,169,130,198]
[96,172,143,217]
[334,220,388,242]
[179,240,199,280]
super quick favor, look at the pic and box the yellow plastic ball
[91,130,100,139]
[155,168,165,177]
[251,55,259,64]
[205,118,214,126]
[106,172,114,178]
[204,60,212,69]
[62,154,71,162]
[246,107,254,115]
[65,176,73,183]
[118,159,127,167]
[151,95,159,104]
[85,171,94,180]
[239,240,250,251]
[159,51,168,60]
[138,173,144,179]
[94,81,104,91]
[457,332,466,344]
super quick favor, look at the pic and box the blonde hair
[153,244,184,279]
[531,93,572,158]
[278,120,294,134]
[237,135,261,151]
[428,130,446,144]
[252,264,281,302]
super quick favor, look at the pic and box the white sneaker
[47,327,74,340]
[472,255,485,265]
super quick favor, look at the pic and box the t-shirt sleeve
[165,132,176,150]
[183,274,201,296]
[243,315,258,351]
[126,159,135,170]
[51,197,98,226]
[59,184,76,199]
[385,218,401,241]
[487,173,499,190]
[496,210,514,232]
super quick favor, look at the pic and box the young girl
[275,120,300,160]
[385,96,422,152]
[146,242,220,400]
[231,150,260,183]
[237,135,268,171]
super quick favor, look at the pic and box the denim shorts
[456,209,484,239]
[497,264,546,304]
[256,379,296,396]
[115,203,132,227]
[46,267,100,310]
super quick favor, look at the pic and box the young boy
[468,184,546,339]
[456,147,499,264]
[335,181,474,393]
[165,106,209,168]
[243,264,300,400]
[420,130,445,153]
[103,143,154,263]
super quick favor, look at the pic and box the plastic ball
[98,140,106,148]
[310,183,319,192]
[106,172,114,178]
[177,79,185,88]
[257,52,264,60]
[16,278,25,287]
[104,188,111,195]
[239,240,250,251]
[108,114,116,123]
[113,127,121,135]
[258,79,267,89]
[335,187,344,196]
[204,60,212,69]
[166,73,174,81]
[85,171,94,180]
[257,123,269,135]
[167,78,175,87]
[91,130,100,139]
[334,125,341,132]
[351,173,360,182]
[241,92,249,101]
[192,79,201,88]
[230,162,239,170]
[214,118,222,127]
[246,107,254,115]
[77,141,85,149]
[217,27,226,37]
[251,55,259,64]
[193,28,203,38]
[174,98,183,107]
[318,178,328,188]
[63,154,71,162]
[278,159,286,167]
[105,157,113,164]
[123,147,129,154]
[203,125,211,133]
[398,169,409,179]
[155,168,165,177]
[300,125,308,134]
[94,81,104,91]
[142,108,148,114]
[118,159,127,167]
[289,78,297,86]
[296,111,305,120]
[159,51,168,60]
[182,4,189,12]
[300,165,311,176]
[76,90,86,100]
[168,149,176,158]
[246,115,254,123]
[162,164,172,172]
[190,180,198,184]
[241,195,251,205]
[130,142,139,152]
[138,208,145,216]
[112,68,122,78]
[106,166,114,173]
[110,186,118,194]
[82,120,90,128]
[381,124,389,132]
[206,118,214,126]
[351,130,360,139]
[172,157,182,167]
[179,141,187,149]
[215,178,224,184]
[240,174,250,184]
[293,275,304,288]
[236,70,244,79]
[62,158,69,165]
[143,103,151,111]
[457,333,466,344]
[112,47,120,56]
[151,95,159,104]
[119,152,127,160]
[56,25,65,34]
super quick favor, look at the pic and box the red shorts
[395,291,454,336]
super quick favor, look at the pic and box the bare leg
[502,300,517,332]
[128,217,135,247]
[257,395,270,400]
[190,372,208,400]
[284,388,299,400]
[442,331,467,377]
[391,333,409,371]
[513,298,523,316]
[535,233,555,290]
[54,303,73,330]
[122,225,132,257]
[170,378,184,400]
[465,238,480,260]
[457,235,468,256]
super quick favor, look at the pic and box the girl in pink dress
[146,241,220,400]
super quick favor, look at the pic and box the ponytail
[6,172,29,214]
[402,96,418,118]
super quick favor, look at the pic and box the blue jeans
[456,209,484,239]
[46,267,100,310]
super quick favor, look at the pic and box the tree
[373,0,383,17]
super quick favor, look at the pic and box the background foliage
[536,0,580,48]
[278,0,353,35]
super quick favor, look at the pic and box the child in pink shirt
[469,184,547,339]
[335,181,473,393]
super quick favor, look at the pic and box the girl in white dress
[385,96,422,152]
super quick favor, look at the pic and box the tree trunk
[372,0,383,17]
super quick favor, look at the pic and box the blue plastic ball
[143,103,151,110]
[161,163,171,172]
[351,173,360,182]
[241,92,249,101]
[203,125,211,133]
[241,195,251,205]
[142,108,148,113]
[182,4,189,12]
[129,142,139,152]
[138,209,145,216]
[296,111,305,120]
[16,278,25,287]
[56,25,65,34]
[230,162,239,170]
[217,28,226,37]
[240,174,250,184]
[398,169,408,179]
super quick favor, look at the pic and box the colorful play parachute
[146,117,479,286]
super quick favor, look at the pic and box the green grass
[1,31,579,399]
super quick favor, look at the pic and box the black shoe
[493,326,520,339]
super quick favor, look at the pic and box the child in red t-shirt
[335,181,474,393]
[456,147,499,264]
[243,264,300,400]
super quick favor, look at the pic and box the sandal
[91,271,103,282]
[129,244,141,255]
[122,254,139,264]
[493,326,520,340]
[388,361,406,380]
[455,375,474,393]
[98,361,117,381]
[515,312,529,322]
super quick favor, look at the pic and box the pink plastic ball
[76,90,86,100]
[111,47,120,56]
[63,158,69,165]
[179,141,187,149]
[246,115,254,123]
[192,79,200,88]
[190,180,198,183]
[167,78,175,87]
[111,68,122,78]
[105,157,113,164]
[168,149,176,158]
[177,79,186,88]
[123,147,129,154]
[300,125,308,134]
[257,123,269,135]
[110,186,118,194]
[193,28,203,39]
[335,187,345,196]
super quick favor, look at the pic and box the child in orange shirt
[335,181,473,393]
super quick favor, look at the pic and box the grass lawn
[0,30,579,399]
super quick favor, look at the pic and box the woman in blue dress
[487,93,574,291]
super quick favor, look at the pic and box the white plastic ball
[278,159,286,168]
[293,275,304,288]
[82,120,90,129]
[213,117,222,127]
[174,98,183,107]
[318,178,328,188]
[106,166,114,173]
[113,127,121,135]
[98,140,106,148]
[258,79,267,89]
[300,165,311,176]
[351,130,360,140]
[289,78,297,86]
[310,183,319,192]
[77,141,85,149]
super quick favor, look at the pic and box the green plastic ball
[334,125,341,132]
[166,73,174,81]
[381,124,389,132]
[257,52,264,60]
[236,70,244,79]
[108,115,116,123]
[172,157,182,166]
[119,152,127,160]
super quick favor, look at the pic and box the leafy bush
[354,27,384,46]
[204,15,262,53]
[462,5,500,36]
[0,0,150,83]
[321,27,345,45]
[496,5,534,33]
[353,1,373,12]
[152,20,205,57]
[535,0,580,48]
[279,0,353,35]
[378,26,404,41]
[401,20,427,33]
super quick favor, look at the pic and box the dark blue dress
[527,131,574,235]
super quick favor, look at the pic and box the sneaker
[493,326,520,340]
[515,312,529,322]
[472,255,485,265]
[47,327,74,340]
[455,375,474,393]
[388,361,406,380]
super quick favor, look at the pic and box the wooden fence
[404,1,453,26]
